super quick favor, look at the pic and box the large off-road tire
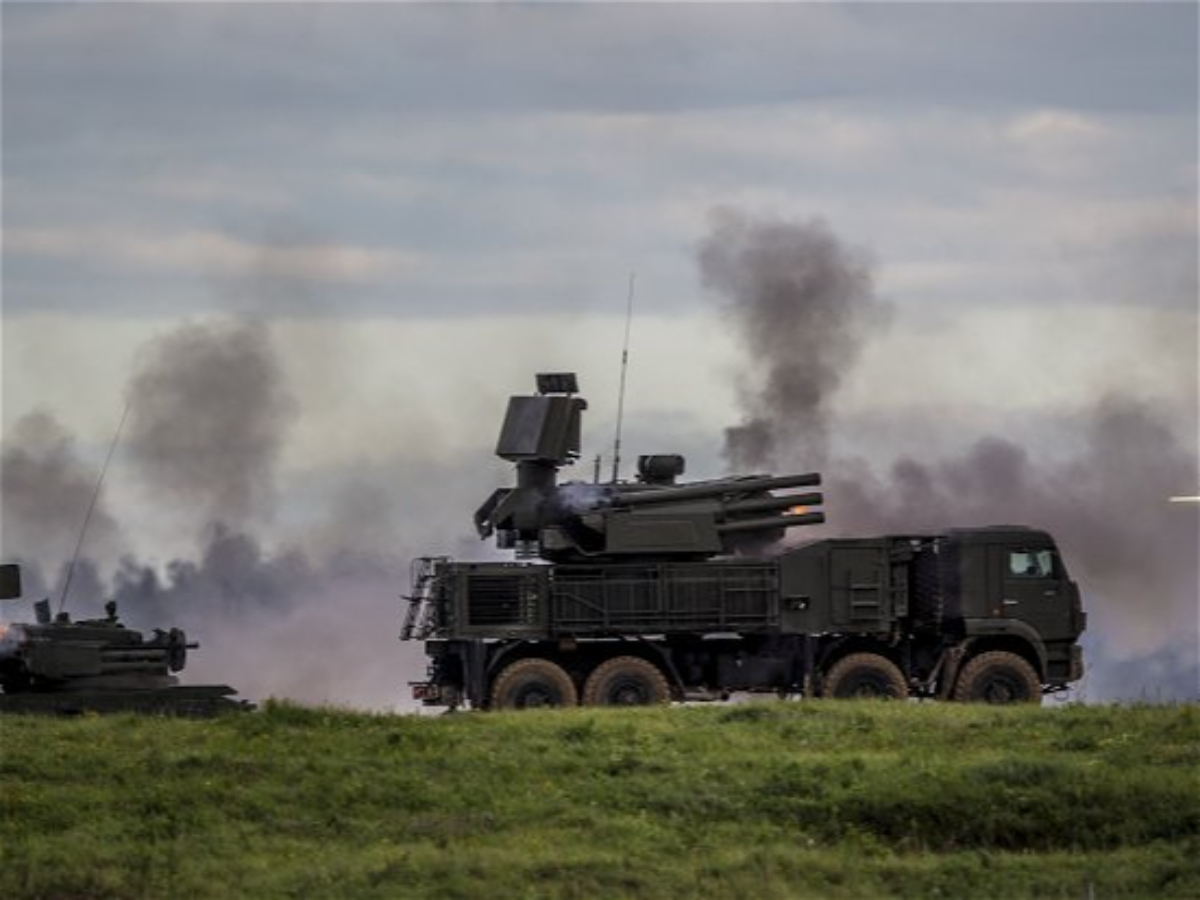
[952,651,1041,704]
[821,652,909,700]
[489,658,578,710]
[581,656,672,706]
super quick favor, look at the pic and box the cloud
[4,92,1191,320]
[6,227,424,285]
[6,2,1194,133]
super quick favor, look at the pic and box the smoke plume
[0,410,124,585]
[697,208,884,470]
[702,208,1199,700]
[124,319,296,526]
[0,312,438,709]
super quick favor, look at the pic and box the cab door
[992,545,1076,642]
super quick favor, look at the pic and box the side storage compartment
[777,540,896,636]
[446,563,551,638]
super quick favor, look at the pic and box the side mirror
[0,564,22,600]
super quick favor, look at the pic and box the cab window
[1008,549,1055,579]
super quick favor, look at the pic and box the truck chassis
[405,534,1085,710]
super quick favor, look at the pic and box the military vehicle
[402,373,1086,710]
[0,563,249,715]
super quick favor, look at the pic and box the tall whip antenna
[611,271,636,484]
[58,401,130,614]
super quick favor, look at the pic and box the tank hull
[0,684,252,717]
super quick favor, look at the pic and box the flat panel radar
[495,376,586,464]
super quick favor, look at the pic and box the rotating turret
[472,374,826,562]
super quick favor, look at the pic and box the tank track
[0,685,253,717]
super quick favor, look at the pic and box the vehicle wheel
[489,658,578,710]
[952,651,1041,704]
[822,652,908,699]
[582,656,671,706]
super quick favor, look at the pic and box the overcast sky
[4,0,1195,433]
[4,1,1195,314]
[4,0,1197,506]
[4,0,1197,518]
[1,2,1196,704]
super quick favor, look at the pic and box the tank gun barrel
[614,472,821,508]
[717,511,826,534]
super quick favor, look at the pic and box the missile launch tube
[614,472,822,508]
[716,511,826,534]
[723,492,824,516]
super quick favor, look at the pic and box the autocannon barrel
[614,472,822,508]
[716,511,826,534]
[723,492,823,516]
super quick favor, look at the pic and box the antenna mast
[611,271,636,484]
[58,402,130,614]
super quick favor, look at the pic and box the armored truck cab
[774,527,1085,697]
[403,375,1086,709]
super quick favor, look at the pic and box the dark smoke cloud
[110,315,419,707]
[124,319,296,526]
[1,311,466,709]
[697,208,885,470]
[102,526,416,709]
[704,208,1199,700]
[0,410,124,582]
[111,524,311,622]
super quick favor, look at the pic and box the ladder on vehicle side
[401,556,447,640]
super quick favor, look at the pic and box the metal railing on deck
[551,562,779,634]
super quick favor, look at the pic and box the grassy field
[0,701,1197,900]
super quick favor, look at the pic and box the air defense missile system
[471,373,826,562]
[403,373,1086,710]
[0,563,249,715]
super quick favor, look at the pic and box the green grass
[1,701,1198,899]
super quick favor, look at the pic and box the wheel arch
[580,639,684,700]
[815,636,903,678]
[485,640,562,679]
[960,620,1048,682]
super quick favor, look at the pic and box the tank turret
[472,375,825,562]
[0,563,248,715]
